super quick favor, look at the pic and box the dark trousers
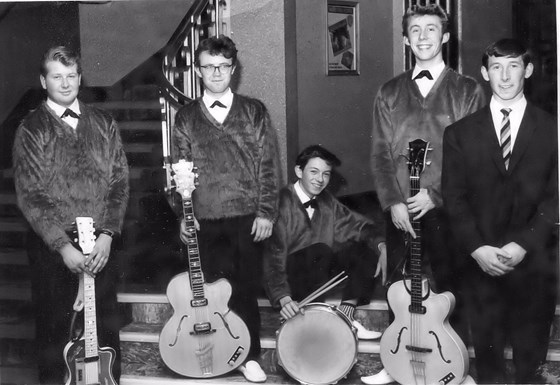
[196,215,263,360]
[286,242,377,306]
[27,231,121,384]
[466,260,557,383]
[384,209,469,342]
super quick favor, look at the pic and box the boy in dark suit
[442,38,558,384]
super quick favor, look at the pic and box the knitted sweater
[263,184,385,308]
[172,94,281,220]
[371,67,486,210]
[13,101,129,251]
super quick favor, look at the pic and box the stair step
[120,340,386,385]
[90,100,160,111]
[0,278,31,301]
[0,248,27,265]
[0,218,27,232]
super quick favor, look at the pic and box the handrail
[158,0,228,192]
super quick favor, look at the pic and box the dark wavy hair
[482,38,531,69]
[295,145,341,169]
[40,46,81,76]
[402,4,449,36]
[194,35,238,66]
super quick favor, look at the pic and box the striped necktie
[500,108,512,169]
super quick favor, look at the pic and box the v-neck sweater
[172,93,281,220]
[371,67,486,210]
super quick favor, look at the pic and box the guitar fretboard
[182,197,206,301]
[409,174,424,314]
[83,273,99,358]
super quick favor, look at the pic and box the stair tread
[119,121,161,131]
[89,100,160,110]
[0,248,27,265]
[0,278,31,301]
[0,218,27,232]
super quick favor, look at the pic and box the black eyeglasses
[199,64,233,74]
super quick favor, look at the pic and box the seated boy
[263,145,386,338]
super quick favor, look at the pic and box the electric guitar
[159,160,251,377]
[380,139,469,385]
[64,217,117,385]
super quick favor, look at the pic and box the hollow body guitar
[380,139,469,385]
[64,217,117,385]
[159,160,251,377]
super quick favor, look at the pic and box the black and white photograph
[0,0,557,384]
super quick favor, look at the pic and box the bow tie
[61,108,80,119]
[303,199,318,209]
[210,100,227,108]
[414,70,433,80]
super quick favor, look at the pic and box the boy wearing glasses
[172,35,281,383]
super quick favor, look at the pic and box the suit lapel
[507,103,535,172]
[477,107,508,174]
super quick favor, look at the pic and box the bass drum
[276,303,358,384]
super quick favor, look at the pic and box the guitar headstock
[407,139,430,177]
[75,217,96,255]
[171,159,199,199]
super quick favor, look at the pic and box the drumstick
[300,274,348,307]
[299,271,346,305]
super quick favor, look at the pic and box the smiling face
[481,55,533,106]
[40,60,81,107]
[295,157,332,198]
[194,51,235,98]
[404,15,449,67]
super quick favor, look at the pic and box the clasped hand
[60,233,112,276]
[471,242,526,276]
[390,189,435,238]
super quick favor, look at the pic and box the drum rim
[275,302,358,384]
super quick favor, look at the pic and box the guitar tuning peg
[426,161,432,166]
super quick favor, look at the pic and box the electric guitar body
[158,160,251,378]
[380,139,469,385]
[64,341,117,385]
[159,274,250,377]
[381,279,468,385]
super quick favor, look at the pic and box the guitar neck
[83,273,99,358]
[409,175,424,314]
[182,197,206,303]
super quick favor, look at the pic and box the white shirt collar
[46,98,81,117]
[294,180,313,204]
[489,95,527,151]
[202,88,234,109]
[412,61,446,81]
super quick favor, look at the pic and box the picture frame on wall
[326,0,359,76]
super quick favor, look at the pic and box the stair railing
[158,0,229,192]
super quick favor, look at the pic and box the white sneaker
[352,320,382,340]
[238,360,267,383]
[361,368,394,384]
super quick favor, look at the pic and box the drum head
[276,304,357,384]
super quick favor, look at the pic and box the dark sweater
[172,94,281,221]
[371,67,486,210]
[13,101,129,251]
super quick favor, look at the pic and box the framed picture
[326,0,359,75]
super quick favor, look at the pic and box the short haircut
[194,35,238,67]
[402,4,449,36]
[295,145,341,169]
[482,38,532,69]
[40,46,81,76]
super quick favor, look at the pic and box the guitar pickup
[190,322,216,335]
[190,298,208,307]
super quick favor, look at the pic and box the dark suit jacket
[442,102,558,273]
